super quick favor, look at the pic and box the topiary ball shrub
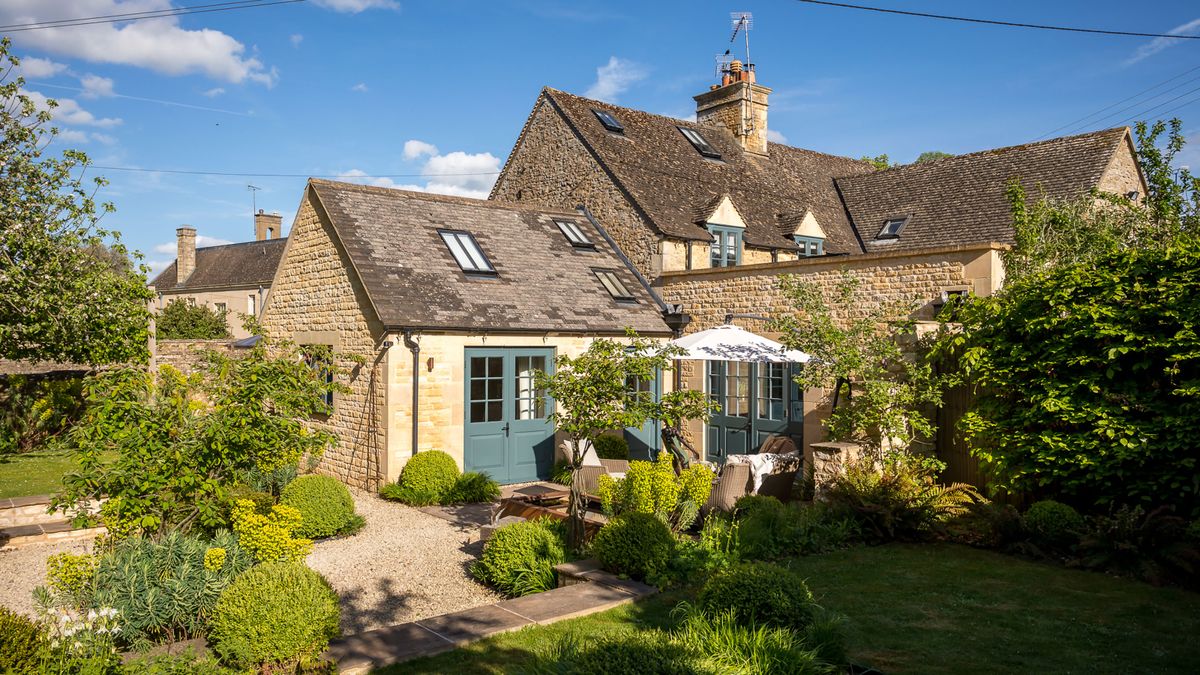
[210,562,339,672]
[592,434,630,460]
[591,512,675,581]
[732,494,785,521]
[388,450,460,505]
[471,518,567,596]
[1024,500,1084,551]
[447,471,500,504]
[0,605,44,674]
[699,561,817,630]
[280,475,356,539]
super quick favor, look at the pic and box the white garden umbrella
[670,324,811,363]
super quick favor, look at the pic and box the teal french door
[464,348,556,484]
[624,369,662,461]
[705,362,800,461]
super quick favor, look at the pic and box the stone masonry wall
[153,339,234,374]
[1097,132,1144,196]
[491,95,664,280]
[261,190,388,489]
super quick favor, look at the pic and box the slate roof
[307,179,672,335]
[151,239,286,292]
[835,127,1132,253]
[538,88,877,255]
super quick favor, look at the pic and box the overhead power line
[87,165,500,179]
[795,0,1200,40]
[1036,63,1200,140]
[0,0,305,33]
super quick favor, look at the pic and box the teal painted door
[624,369,661,461]
[464,348,555,484]
[706,361,798,461]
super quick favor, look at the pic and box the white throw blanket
[727,452,799,492]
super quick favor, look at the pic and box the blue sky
[5,0,1200,275]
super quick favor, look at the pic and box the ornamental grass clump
[471,518,567,596]
[591,512,675,582]
[209,562,339,672]
[280,474,358,539]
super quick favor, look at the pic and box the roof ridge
[194,238,288,252]
[309,178,584,218]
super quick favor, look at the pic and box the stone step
[0,520,106,549]
[0,495,102,528]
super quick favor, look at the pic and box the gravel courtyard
[306,490,501,635]
[0,539,91,618]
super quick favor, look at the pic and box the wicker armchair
[573,458,630,495]
[703,437,802,513]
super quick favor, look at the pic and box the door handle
[502,423,510,437]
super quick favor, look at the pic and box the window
[469,356,504,423]
[678,126,721,159]
[877,216,909,239]
[757,364,785,421]
[247,294,256,315]
[708,225,742,267]
[214,302,227,314]
[554,219,594,248]
[594,269,636,302]
[592,109,625,134]
[515,355,549,420]
[439,229,495,274]
[303,346,335,410]
[794,236,824,257]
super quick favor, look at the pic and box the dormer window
[439,229,495,274]
[594,269,636,302]
[794,236,824,257]
[593,109,625,134]
[678,127,721,160]
[877,216,910,240]
[709,225,742,267]
[555,219,594,248]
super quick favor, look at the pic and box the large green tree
[535,332,714,548]
[0,39,152,365]
[156,299,231,340]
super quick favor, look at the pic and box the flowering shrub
[598,452,714,531]
[203,547,227,572]
[45,552,98,609]
[39,606,122,675]
[230,499,312,563]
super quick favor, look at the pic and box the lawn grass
[0,448,85,499]
[391,544,1200,674]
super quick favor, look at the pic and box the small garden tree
[155,298,231,339]
[55,337,349,535]
[773,272,949,456]
[535,332,714,548]
[0,38,152,366]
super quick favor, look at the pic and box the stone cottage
[149,210,286,339]
[490,59,1148,463]
[261,179,676,488]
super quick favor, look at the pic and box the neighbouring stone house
[490,59,1148,465]
[149,210,286,339]
[260,179,677,489]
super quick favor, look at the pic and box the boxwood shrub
[381,450,460,505]
[280,475,357,539]
[209,562,339,671]
[1024,500,1084,551]
[0,605,44,674]
[591,512,675,581]
[592,435,629,460]
[699,561,817,630]
[471,518,566,596]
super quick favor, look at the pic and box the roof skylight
[555,219,594,248]
[439,229,495,274]
[593,109,625,134]
[678,126,721,160]
[876,216,910,240]
[594,269,636,302]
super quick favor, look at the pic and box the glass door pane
[469,356,504,422]
[757,363,785,421]
[726,361,750,418]
[514,355,548,420]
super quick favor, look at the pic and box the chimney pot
[176,226,196,285]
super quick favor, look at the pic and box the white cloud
[0,1,276,86]
[202,87,225,98]
[152,234,234,256]
[351,82,369,93]
[1127,17,1200,64]
[584,56,647,103]
[17,55,67,78]
[23,89,122,128]
[337,147,501,200]
[402,139,438,160]
[79,74,115,99]
[765,129,788,144]
[54,129,118,145]
[290,34,304,47]
[312,0,399,13]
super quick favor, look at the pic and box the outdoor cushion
[562,439,601,466]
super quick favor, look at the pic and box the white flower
[86,609,97,621]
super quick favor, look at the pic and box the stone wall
[260,189,388,489]
[153,339,234,374]
[491,95,664,280]
[1097,131,1145,196]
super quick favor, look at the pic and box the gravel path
[0,539,92,618]
[306,491,501,635]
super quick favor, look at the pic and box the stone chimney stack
[694,60,772,156]
[254,209,283,241]
[176,226,196,284]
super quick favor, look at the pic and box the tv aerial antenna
[247,184,261,215]
[730,11,752,67]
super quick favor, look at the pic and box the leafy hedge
[942,239,1200,514]
[591,512,674,581]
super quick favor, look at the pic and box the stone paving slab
[495,581,639,625]
[415,603,532,645]
[327,621,453,675]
